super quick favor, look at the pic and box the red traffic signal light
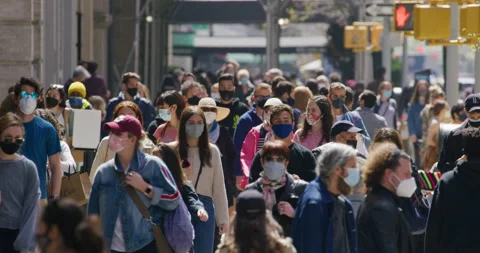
[394,2,415,31]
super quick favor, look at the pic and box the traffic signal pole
[355,0,374,83]
[476,50,480,93]
[446,2,460,106]
[260,0,290,70]
[382,0,393,81]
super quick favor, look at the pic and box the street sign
[366,3,394,17]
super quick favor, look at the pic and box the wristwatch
[144,185,153,195]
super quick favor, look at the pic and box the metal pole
[446,3,459,106]
[401,35,409,87]
[475,50,480,93]
[134,0,141,74]
[265,0,277,69]
[355,0,366,81]
[144,2,150,85]
[382,0,392,81]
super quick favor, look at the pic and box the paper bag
[60,173,92,206]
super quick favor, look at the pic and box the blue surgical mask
[69,97,83,108]
[343,167,360,187]
[263,161,286,181]
[458,113,467,121]
[158,109,171,121]
[382,90,392,98]
[272,124,293,139]
[185,124,204,138]
[240,77,249,84]
[331,99,345,109]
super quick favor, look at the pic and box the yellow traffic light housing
[344,25,368,50]
[371,25,384,51]
[414,4,451,40]
[460,4,480,37]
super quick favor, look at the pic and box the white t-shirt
[111,215,126,251]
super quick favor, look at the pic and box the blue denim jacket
[88,149,180,252]
[292,177,358,253]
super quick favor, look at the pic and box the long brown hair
[154,144,187,190]
[300,95,334,144]
[176,106,212,167]
[0,112,24,137]
[112,101,144,126]
[220,212,293,253]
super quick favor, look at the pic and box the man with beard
[291,142,359,253]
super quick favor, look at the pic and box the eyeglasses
[264,156,287,163]
[1,138,24,146]
[49,84,64,89]
[201,107,217,113]
[20,91,39,99]
[256,95,272,100]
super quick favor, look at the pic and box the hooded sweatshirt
[425,160,480,253]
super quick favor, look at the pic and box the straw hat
[198,97,230,122]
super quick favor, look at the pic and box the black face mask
[188,96,201,105]
[287,97,295,106]
[127,88,138,97]
[220,90,234,101]
[0,139,23,155]
[46,97,59,108]
[257,97,270,109]
[469,119,480,128]
[346,140,358,149]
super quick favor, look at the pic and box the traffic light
[414,4,451,40]
[460,4,480,38]
[344,25,368,49]
[370,25,384,50]
[393,2,416,31]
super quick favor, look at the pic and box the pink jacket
[240,124,275,189]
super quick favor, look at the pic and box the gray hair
[317,143,357,185]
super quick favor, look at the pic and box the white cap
[264,98,283,108]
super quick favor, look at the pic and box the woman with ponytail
[37,198,104,253]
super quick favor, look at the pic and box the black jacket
[146,116,165,143]
[214,126,237,207]
[245,173,307,235]
[438,122,470,173]
[216,98,250,137]
[249,143,316,183]
[180,183,204,220]
[357,185,414,253]
[425,161,480,253]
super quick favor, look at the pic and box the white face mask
[389,173,417,198]
[19,97,37,115]
[204,112,216,125]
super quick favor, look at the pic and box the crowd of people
[0,59,479,253]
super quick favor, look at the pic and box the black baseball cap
[330,120,363,138]
[465,93,480,113]
[236,190,266,218]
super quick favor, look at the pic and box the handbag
[116,172,173,253]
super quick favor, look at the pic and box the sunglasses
[21,91,39,99]
[256,95,272,100]
[201,107,217,113]
[331,94,346,101]
[2,138,24,146]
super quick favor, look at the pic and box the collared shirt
[88,149,180,252]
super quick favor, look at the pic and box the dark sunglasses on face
[331,94,346,101]
[1,138,24,145]
[257,95,272,100]
[20,91,39,99]
[201,107,217,113]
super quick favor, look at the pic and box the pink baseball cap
[104,115,142,139]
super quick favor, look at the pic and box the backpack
[163,197,195,253]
